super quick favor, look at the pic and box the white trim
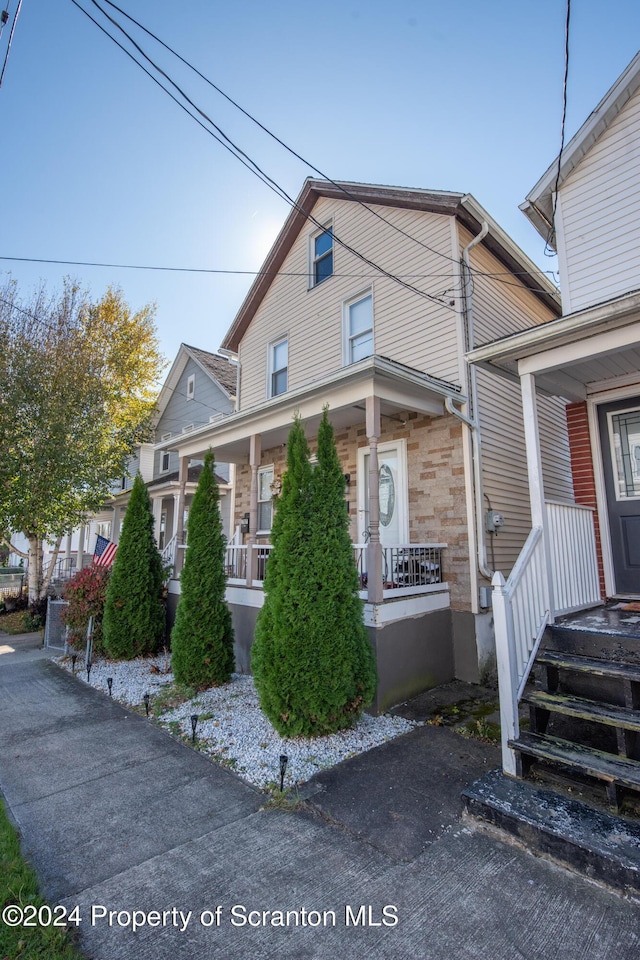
[308,221,333,290]
[342,287,374,366]
[160,450,171,473]
[267,335,288,399]
[553,191,572,313]
[357,438,409,543]
[587,383,640,596]
[257,464,274,535]
[363,588,450,627]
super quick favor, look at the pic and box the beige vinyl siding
[464,228,571,575]
[238,197,460,409]
[558,84,640,312]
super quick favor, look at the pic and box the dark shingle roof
[184,345,237,396]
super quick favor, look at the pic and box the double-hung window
[344,291,374,364]
[257,466,274,532]
[311,226,333,286]
[269,337,288,397]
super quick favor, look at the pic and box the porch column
[366,397,383,604]
[246,434,261,587]
[112,505,122,543]
[64,533,72,574]
[520,372,555,620]
[175,456,189,576]
[152,497,163,546]
[77,525,86,570]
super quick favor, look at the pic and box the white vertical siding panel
[559,85,640,312]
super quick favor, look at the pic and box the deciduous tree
[0,278,164,600]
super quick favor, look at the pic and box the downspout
[448,219,494,583]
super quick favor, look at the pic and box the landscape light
[190,714,199,743]
[143,693,150,717]
[107,677,113,697]
[86,661,92,682]
[71,654,77,675]
[279,754,288,792]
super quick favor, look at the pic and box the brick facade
[233,411,472,611]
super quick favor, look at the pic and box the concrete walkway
[1,642,639,959]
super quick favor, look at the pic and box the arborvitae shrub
[252,411,377,737]
[102,473,165,659]
[170,450,234,688]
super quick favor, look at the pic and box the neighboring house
[11,344,237,582]
[160,178,572,712]
[466,52,640,801]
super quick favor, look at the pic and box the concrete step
[462,768,640,895]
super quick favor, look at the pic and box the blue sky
[2,0,639,365]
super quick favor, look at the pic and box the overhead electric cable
[545,0,571,256]
[0,0,22,87]
[70,0,456,308]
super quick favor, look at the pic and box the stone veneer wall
[233,410,472,612]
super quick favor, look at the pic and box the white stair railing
[546,501,600,615]
[492,527,549,776]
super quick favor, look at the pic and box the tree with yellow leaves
[0,277,165,600]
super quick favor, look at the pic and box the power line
[545,0,571,256]
[70,0,456,309]
[0,0,23,87]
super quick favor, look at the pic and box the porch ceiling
[158,355,464,463]
[466,291,640,401]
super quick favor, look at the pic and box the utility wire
[71,0,453,309]
[0,0,22,87]
[96,0,562,300]
[545,0,571,256]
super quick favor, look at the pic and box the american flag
[93,535,118,567]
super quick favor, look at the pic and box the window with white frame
[344,291,373,364]
[186,373,195,400]
[161,450,170,472]
[269,337,288,397]
[311,226,333,286]
[257,466,274,532]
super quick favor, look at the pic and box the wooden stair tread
[509,732,640,789]
[522,690,640,731]
[537,650,640,683]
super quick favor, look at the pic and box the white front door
[358,440,408,546]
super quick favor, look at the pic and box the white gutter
[454,221,494,583]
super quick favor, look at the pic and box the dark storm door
[598,397,640,596]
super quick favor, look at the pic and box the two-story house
[162,178,573,713]
[466,53,640,804]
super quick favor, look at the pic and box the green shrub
[62,565,110,653]
[102,473,165,659]
[171,450,234,688]
[252,410,377,737]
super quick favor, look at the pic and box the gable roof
[152,343,236,427]
[521,50,640,245]
[220,179,560,353]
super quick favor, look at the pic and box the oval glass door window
[379,463,396,527]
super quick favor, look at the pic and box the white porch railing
[225,545,247,583]
[160,534,177,575]
[492,527,549,776]
[252,544,273,586]
[492,501,601,776]
[547,500,600,615]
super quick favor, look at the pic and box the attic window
[311,226,333,287]
[187,374,195,400]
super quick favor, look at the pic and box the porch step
[522,689,640,733]
[462,768,640,894]
[547,619,640,665]
[509,731,640,806]
[537,650,640,684]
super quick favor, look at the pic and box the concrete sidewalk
[1,654,639,960]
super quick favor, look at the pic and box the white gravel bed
[55,654,418,790]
